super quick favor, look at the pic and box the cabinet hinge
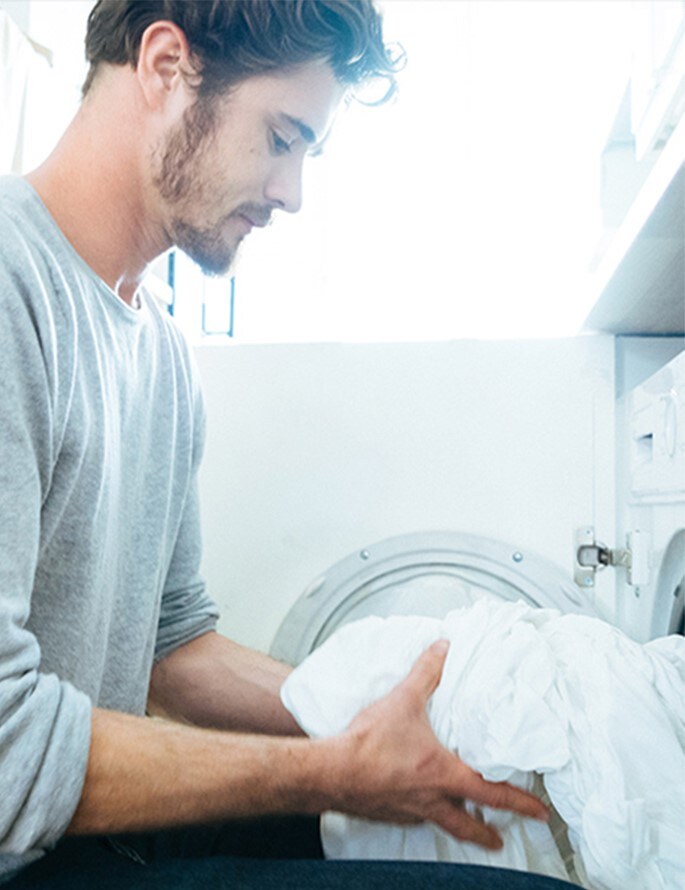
[574,526,633,588]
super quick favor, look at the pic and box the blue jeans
[8,817,579,889]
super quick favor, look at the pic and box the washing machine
[270,530,599,665]
[616,350,685,643]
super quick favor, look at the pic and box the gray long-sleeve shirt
[0,176,219,882]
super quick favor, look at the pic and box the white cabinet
[583,1,685,341]
[631,0,685,162]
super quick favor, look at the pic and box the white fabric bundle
[281,597,685,889]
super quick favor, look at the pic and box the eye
[271,130,293,155]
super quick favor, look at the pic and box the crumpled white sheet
[281,596,685,890]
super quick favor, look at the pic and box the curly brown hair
[82,0,402,102]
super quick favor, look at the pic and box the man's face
[151,60,345,276]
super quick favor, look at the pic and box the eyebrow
[280,113,317,146]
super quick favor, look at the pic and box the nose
[264,158,304,215]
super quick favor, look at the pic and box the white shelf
[583,110,685,336]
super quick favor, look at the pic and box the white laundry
[281,596,685,890]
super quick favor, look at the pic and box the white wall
[0,0,88,174]
[195,335,616,652]
[2,0,89,90]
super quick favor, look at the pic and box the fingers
[451,761,549,822]
[401,639,450,702]
[431,800,503,850]
[431,762,548,849]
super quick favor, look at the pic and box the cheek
[217,152,268,200]
[190,127,269,211]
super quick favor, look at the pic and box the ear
[136,21,195,109]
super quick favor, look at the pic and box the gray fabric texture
[0,175,219,882]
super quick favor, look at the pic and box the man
[0,2,563,887]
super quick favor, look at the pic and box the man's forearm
[148,631,302,736]
[67,707,334,836]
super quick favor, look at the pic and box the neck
[26,86,169,306]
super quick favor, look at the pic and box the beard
[171,216,240,277]
[151,99,269,277]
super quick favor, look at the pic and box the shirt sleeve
[154,344,219,662]
[154,476,220,661]
[0,246,92,863]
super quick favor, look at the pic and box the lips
[239,211,270,228]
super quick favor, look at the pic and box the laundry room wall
[195,335,616,652]
[0,2,88,175]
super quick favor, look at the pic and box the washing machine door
[270,531,596,665]
[650,529,685,639]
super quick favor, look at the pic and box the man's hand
[69,638,547,847]
[326,640,549,850]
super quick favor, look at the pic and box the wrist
[282,734,353,816]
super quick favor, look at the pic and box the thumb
[403,639,450,702]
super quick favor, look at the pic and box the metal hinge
[574,526,633,588]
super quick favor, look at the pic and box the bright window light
[171,0,638,344]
